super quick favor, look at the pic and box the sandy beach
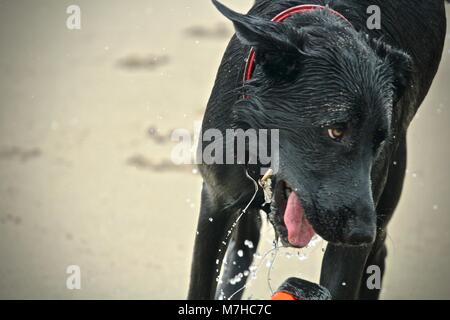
[0,0,449,299]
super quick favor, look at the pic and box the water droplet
[244,240,254,249]
[237,250,244,257]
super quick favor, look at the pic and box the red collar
[243,4,352,82]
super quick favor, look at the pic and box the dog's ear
[371,39,413,101]
[212,0,306,80]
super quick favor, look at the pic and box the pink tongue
[284,192,315,248]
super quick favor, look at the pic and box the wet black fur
[188,0,446,299]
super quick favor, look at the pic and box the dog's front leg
[215,209,261,300]
[187,183,234,300]
[320,243,372,299]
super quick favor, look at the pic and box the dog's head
[213,1,412,247]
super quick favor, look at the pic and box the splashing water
[244,240,254,249]
[215,170,328,300]
[214,169,260,293]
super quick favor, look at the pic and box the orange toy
[272,291,298,300]
[271,278,332,300]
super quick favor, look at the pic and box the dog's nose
[342,200,377,245]
[344,227,376,245]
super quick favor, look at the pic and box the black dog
[188,0,446,300]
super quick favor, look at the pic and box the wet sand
[0,0,449,299]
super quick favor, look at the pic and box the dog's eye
[328,127,346,141]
